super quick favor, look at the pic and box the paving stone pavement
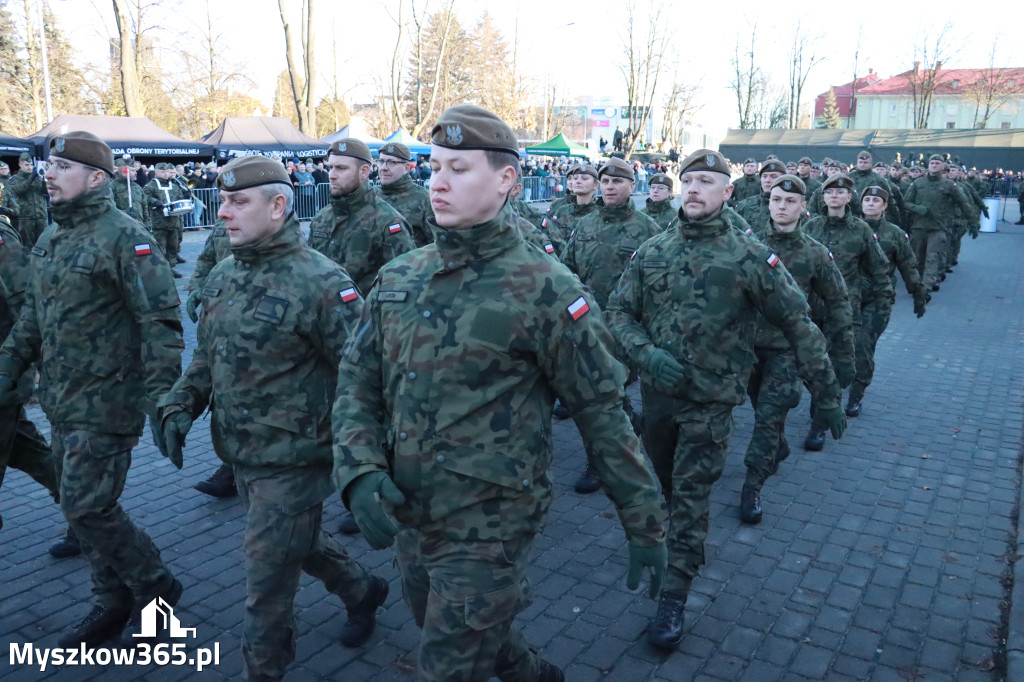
[1,204,1022,681]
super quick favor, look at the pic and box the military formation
[0,106,998,681]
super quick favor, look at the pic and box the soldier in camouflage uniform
[643,173,677,230]
[848,151,902,226]
[846,186,929,418]
[376,142,435,247]
[0,176,19,230]
[157,157,388,681]
[607,150,846,650]
[333,105,667,682]
[965,167,989,202]
[110,157,150,227]
[903,154,977,292]
[0,132,184,648]
[561,156,660,493]
[728,157,761,206]
[308,138,414,295]
[802,173,893,449]
[144,162,187,277]
[739,175,854,524]
[796,156,822,199]
[735,159,786,234]
[7,151,48,246]
[946,166,985,271]
[544,164,598,251]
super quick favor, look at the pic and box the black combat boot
[538,658,565,682]
[119,577,184,647]
[338,511,361,534]
[803,425,826,451]
[552,400,570,420]
[49,526,82,559]
[845,393,863,418]
[340,575,389,648]
[648,590,687,650]
[931,283,940,292]
[59,602,133,648]
[194,464,237,498]
[739,484,762,524]
[176,256,186,264]
[573,463,601,494]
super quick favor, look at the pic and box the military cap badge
[783,180,793,190]
[386,145,394,154]
[222,170,236,187]
[705,154,716,168]
[339,143,347,152]
[54,137,66,153]
[446,125,463,146]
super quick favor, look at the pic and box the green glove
[833,361,856,388]
[346,472,407,550]
[913,291,929,318]
[185,290,202,323]
[627,541,667,599]
[161,412,193,469]
[0,375,15,405]
[645,348,685,393]
[970,227,979,239]
[815,404,847,440]
[912,204,928,216]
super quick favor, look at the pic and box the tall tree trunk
[277,0,310,132]
[111,0,143,116]
[304,0,315,134]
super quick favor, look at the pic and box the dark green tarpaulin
[525,132,592,159]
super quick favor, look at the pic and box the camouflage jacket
[606,208,841,409]
[186,221,232,293]
[143,178,187,231]
[752,222,854,371]
[953,181,984,227]
[378,174,434,247]
[511,210,559,258]
[544,194,596,253]
[965,176,989,198]
[903,174,976,233]
[333,210,666,545]
[735,192,772,234]
[6,170,47,220]
[0,219,34,405]
[0,186,183,434]
[160,216,363,469]
[0,182,19,227]
[729,175,760,206]
[803,206,894,313]
[642,197,676,231]
[511,199,545,229]
[111,176,151,227]
[307,181,414,294]
[797,175,822,200]
[863,216,925,298]
[562,198,660,308]
[808,183,862,219]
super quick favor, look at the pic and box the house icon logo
[132,597,197,639]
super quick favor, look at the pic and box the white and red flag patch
[542,218,549,228]
[388,223,403,234]
[544,243,555,254]
[567,296,590,320]
[340,287,358,302]
[135,243,152,256]
[828,251,834,260]
[767,253,780,268]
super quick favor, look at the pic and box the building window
[1002,121,1011,129]
[946,121,956,129]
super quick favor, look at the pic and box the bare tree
[395,0,457,139]
[660,73,702,150]
[277,0,315,134]
[111,0,142,116]
[618,0,672,157]
[731,25,764,129]
[786,21,824,129]
[905,22,958,129]
[966,43,1020,129]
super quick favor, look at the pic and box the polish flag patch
[134,243,152,256]
[567,296,590,320]
[388,223,403,234]
[544,243,555,254]
[340,287,358,302]
[828,251,834,260]
[0,236,4,245]
[872,233,879,240]
[904,232,911,240]
[542,218,549,228]
[767,253,780,268]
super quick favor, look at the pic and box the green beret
[217,155,291,191]
[743,157,758,165]
[759,160,786,176]
[873,162,887,169]
[798,156,813,165]
[329,138,372,164]
[862,185,889,202]
[379,143,412,161]
[19,151,33,162]
[679,149,730,177]
[114,157,131,168]
[928,154,944,162]
[649,173,673,189]
[430,104,518,156]
[567,164,598,180]
[764,154,779,160]
[598,157,635,181]
[49,131,114,176]
[822,174,854,191]
[857,150,872,160]
[770,174,806,195]
[155,162,175,171]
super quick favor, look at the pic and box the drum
[163,199,195,216]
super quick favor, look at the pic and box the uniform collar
[769,221,803,239]
[676,206,730,239]
[645,197,673,214]
[429,204,523,272]
[331,181,373,218]
[230,214,304,264]
[49,186,114,228]
[380,174,415,195]
[596,196,636,222]
[824,205,854,225]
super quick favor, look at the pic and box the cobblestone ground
[1,203,1022,681]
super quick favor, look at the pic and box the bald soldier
[643,173,677,230]
[376,142,435,247]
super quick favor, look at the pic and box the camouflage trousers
[153,227,181,264]
[851,298,893,400]
[948,223,969,268]
[18,216,47,248]
[910,228,948,288]
[235,464,372,682]
[51,427,174,609]
[394,528,538,682]
[640,385,734,594]
[0,404,58,500]
[743,349,802,488]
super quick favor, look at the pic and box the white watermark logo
[133,597,197,639]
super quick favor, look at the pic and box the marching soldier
[111,157,150,227]
[545,164,598,250]
[144,162,187,277]
[729,157,761,206]
[643,173,677,230]
[735,159,786,234]
[7,151,48,246]
[376,142,435,247]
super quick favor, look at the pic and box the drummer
[144,162,188,277]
